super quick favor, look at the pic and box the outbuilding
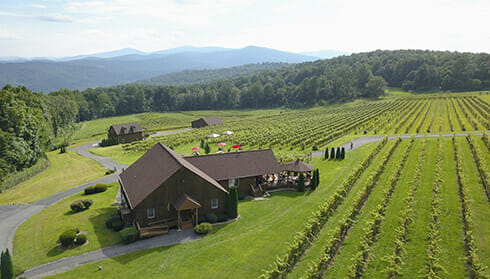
[191,116,223,128]
[108,122,144,144]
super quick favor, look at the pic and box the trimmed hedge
[84,186,95,195]
[194,222,212,235]
[70,199,92,212]
[120,227,139,244]
[84,184,108,195]
[75,233,87,245]
[59,230,77,247]
[81,199,93,209]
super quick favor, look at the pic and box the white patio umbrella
[222,131,234,135]
[207,133,220,138]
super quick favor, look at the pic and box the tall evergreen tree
[226,186,238,219]
[341,147,346,159]
[1,248,14,279]
[204,142,211,154]
[315,169,320,188]
[336,147,341,160]
[330,147,335,159]
[297,173,305,192]
[324,147,329,159]
[310,170,317,190]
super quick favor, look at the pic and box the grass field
[0,151,106,205]
[13,184,120,271]
[44,142,379,279]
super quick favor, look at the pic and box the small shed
[191,116,223,128]
[108,122,144,144]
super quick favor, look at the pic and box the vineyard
[262,135,489,279]
[111,94,490,161]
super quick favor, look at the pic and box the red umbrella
[191,147,200,150]
[218,142,226,146]
[232,144,241,149]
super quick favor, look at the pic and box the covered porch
[173,193,201,230]
[258,159,314,191]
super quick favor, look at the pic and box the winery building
[191,116,223,128]
[108,123,144,144]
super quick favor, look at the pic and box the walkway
[0,142,127,254]
[21,228,200,279]
[147,127,193,139]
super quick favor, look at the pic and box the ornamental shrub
[310,170,317,190]
[1,249,14,279]
[341,147,346,160]
[70,200,85,212]
[206,213,218,223]
[198,215,207,224]
[120,227,139,244]
[324,147,329,159]
[59,230,77,247]
[112,220,124,232]
[84,186,95,195]
[330,148,335,159]
[297,173,305,192]
[194,222,213,235]
[105,215,120,229]
[312,144,319,151]
[336,147,341,160]
[226,186,238,219]
[81,199,93,209]
[75,233,87,245]
[94,184,108,193]
[216,213,228,222]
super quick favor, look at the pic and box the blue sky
[0,0,489,57]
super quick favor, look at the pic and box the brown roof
[281,159,315,172]
[184,149,282,181]
[172,193,201,210]
[110,122,143,136]
[119,142,227,209]
[195,116,223,126]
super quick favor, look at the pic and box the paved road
[21,228,200,279]
[0,142,127,254]
[147,128,193,139]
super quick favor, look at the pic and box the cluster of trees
[1,50,488,182]
[325,147,346,160]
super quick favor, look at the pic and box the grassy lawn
[13,184,120,271]
[45,143,379,279]
[89,145,144,165]
[0,151,106,205]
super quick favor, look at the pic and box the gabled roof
[173,193,201,210]
[119,142,227,209]
[195,116,223,126]
[110,122,143,136]
[281,159,314,172]
[184,149,282,181]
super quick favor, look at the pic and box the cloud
[0,28,19,40]
[24,4,47,9]
[0,10,79,23]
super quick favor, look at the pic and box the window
[228,178,239,188]
[147,208,155,219]
[211,199,219,209]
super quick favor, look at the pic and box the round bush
[94,184,108,193]
[205,213,218,223]
[59,230,77,247]
[112,220,124,232]
[120,227,139,244]
[75,233,87,245]
[194,222,212,235]
[81,199,93,209]
[105,215,120,229]
[198,215,207,224]
[216,213,228,222]
[84,186,96,195]
[70,200,85,212]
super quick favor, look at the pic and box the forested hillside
[136,63,289,86]
[0,50,488,182]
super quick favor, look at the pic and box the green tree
[1,248,14,279]
[341,147,345,159]
[336,147,341,160]
[310,170,317,190]
[297,173,305,192]
[226,186,238,219]
[330,147,335,159]
[204,142,211,154]
[365,76,387,98]
[315,169,320,188]
[324,147,329,159]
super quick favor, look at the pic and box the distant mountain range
[0,46,347,93]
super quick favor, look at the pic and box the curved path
[4,132,487,278]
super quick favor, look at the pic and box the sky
[0,0,489,57]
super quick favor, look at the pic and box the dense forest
[0,49,489,182]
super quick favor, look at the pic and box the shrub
[81,199,93,209]
[330,148,335,159]
[100,137,118,147]
[105,215,120,229]
[324,147,329,159]
[120,227,139,244]
[312,144,318,151]
[84,186,96,195]
[75,233,87,245]
[112,220,124,232]
[105,169,115,175]
[206,213,218,223]
[216,213,228,222]
[59,230,77,247]
[198,215,207,224]
[297,173,305,192]
[226,186,238,219]
[70,200,85,212]
[336,147,341,159]
[1,249,14,279]
[341,147,345,160]
[194,222,213,235]
[94,184,108,193]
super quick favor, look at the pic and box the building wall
[131,167,228,227]
[117,132,144,144]
[218,176,256,198]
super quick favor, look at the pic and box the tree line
[0,49,488,182]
